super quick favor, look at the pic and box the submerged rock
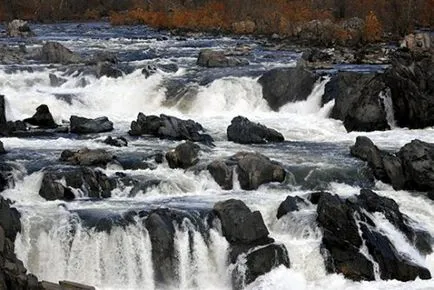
[166,141,200,169]
[129,113,214,145]
[227,116,284,144]
[276,196,308,219]
[197,49,248,68]
[258,61,316,111]
[70,115,113,134]
[23,104,57,129]
[96,61,123,78]
[6,19,34,37]
[316,190,432,281]
[103,136,128,147]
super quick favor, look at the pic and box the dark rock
[276,196,308,219]
[49,73,67,87]
[129,113,214,145]
[0,198,21,241]
[207,160,233,190]
[0,141,5,155]
[244,244,290,285]
[141,64,157,78]
[39,167,115,201]
[384,50,434,129]
[227,116,284,144]
[58,280,95,290]
[213,199,269,244]
[96,61,123,78]
[165,141,200,169]
[144,211,176,284]
[233,152,286,190]
[361,224,431,281]
[0,95,6,125]
[60,148,114,167]
[23,104,57,129]
[397,140,434,191]
[317,190,432,282]
[327,72,389,132]
[197,49,248,68]
[428,191,434,200]
[154,153,164,164]
[6,19,34,37]
[103,136,128,147]
[70,115,113,134]
[258,61,316,111]
[40,42,82,64]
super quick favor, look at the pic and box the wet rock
[258,61,316,111]
[243,244,290,285]
[144,211,176,284]
[327,72,389,132]
[103,136,128,147]
[207,160,233,190]
[23,104,57,129]
[214,199,269,244]
[49,73,67,87]
[276,196,308,219]
[58,280,96,290]
[96,61,123,78]
[197,49,248,68]
[0,95,6,125]
[233,152,286,190]
[0,198,21,242]
[129,113,214,145]
[70,115,113,134]
[6,19,34,37]
[39,167,115,201]
[165,141,200,169]
[384,50,434,129]
[60,148,114,167]
[0,141,5,155]
[317,190,432,281]
[227,116,284,144]
[141,64,157,78]
[40,42,82,64]
[351,137,434,194]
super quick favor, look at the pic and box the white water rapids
[0,22,433,290]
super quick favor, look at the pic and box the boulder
[0,141,5,155]
[243,244,290,285]
[0,198,21,242]
[49,73,67,87]
[384,50,434,129]
[213,199,269,244]
[258,61,317,111]
[327,72,389,132]
[207,160,233,190]
[103,136,128,147]
[0,95,6,125]
[129,113,214,145]
[60,148,114,167]
[70,115,113,134]
[276,196,308,219]
[40,42,82,64]
[351,137,434,193]
[58,281,96,290]
[197,49,248,68]
[227,116,284,144]
[6,19,34,37]
[316,190,432,281]
[400,32,432,52]
[39,167,115,200]
[23,104,57,129]
[165,141,200,169]
[233,152,286,190]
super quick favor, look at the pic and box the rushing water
[0,22,433,290]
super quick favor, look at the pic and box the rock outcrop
[258,61,316,111]
[60,148,114,167]
[165,141,200,169]
[23,104,57,129]
[40,42,82,64]
[351,136,434,195]
[197,49,248,68]
[316,190,431,281]
[227,116,284,144]
[6,19,34,37]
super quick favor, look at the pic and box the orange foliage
[363,11,383,42]
[84,9,101,21]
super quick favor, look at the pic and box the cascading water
[0,22,433,290]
